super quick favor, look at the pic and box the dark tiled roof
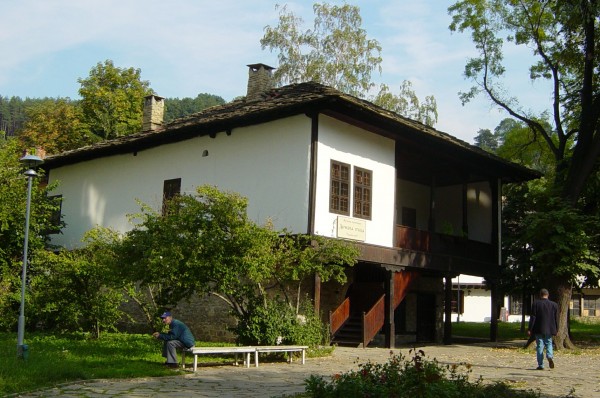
[42,81,539,182]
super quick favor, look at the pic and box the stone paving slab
[13,341,600,398]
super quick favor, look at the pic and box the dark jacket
[158,319,195,348]
[528,298,558,336]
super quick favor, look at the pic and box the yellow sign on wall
[337,216,366,241]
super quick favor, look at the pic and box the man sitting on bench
[152,311,195,368]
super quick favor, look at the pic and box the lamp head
[19,154,43,170]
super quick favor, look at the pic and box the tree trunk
[548,278,576,350]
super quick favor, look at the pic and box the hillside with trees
[0,61,226,155]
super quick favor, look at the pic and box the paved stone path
[14,341,600,398]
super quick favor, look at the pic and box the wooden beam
[443,275,453,345]
[384,270,395,348]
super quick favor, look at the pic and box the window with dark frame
[330,161,350,215]
[451,290,464,314]
[401,207,417,228]
[508,295,523,315]
[162,178,181,215]
[353,166,372,220]
[571,296,581,317]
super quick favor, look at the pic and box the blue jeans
[535,334,553,367]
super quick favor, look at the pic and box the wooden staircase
[331,313,363,347]
[330,270,419,348]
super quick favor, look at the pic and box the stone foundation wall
[118,293,237,343]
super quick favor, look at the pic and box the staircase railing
[393,270,419,308]
[362,295,385,348]
[330,297,350,336]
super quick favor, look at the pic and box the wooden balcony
[395,225,495,271]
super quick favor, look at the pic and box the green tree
[18,98,96,155]
[116,185,359,336]
[374,81,438,127]
[261,3,438,126]
[473,128,497,152]
[0,139,62,331]
[78,60,153,140]
[449,0,600,348]
[28,228,125,338]
[495,119,557,176]
[164,93,226,123]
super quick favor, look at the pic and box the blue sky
[0,0,550,143]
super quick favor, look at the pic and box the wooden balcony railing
[395,225,494,264]
[329,297,350,335]
[393,270,419,309]
[396,225,430,251]
[363,295,385,348]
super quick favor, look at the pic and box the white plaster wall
[455,289,491,322]
[49,115,312,248]
[466,181,492,243]
[395,179,430,230]
[313,115,396,247]
[435,182,492,243]
[454,274,485,284]
[436,185,462,235]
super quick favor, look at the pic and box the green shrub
[233,297,328,347]
[305,349,539,398]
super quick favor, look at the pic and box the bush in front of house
[233,296,328,347]
[305,349,540,398]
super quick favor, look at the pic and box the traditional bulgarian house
[42,64,539,347]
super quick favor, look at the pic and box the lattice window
[353,167,372,220]
[330,161,350,215]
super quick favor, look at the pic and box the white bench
[254,345,308,367]
[182,346,255,371]
[182,345,309,371]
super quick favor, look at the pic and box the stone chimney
[142,94,165,132]
[246,63,275,101]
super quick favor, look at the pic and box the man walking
[152,311,195,368]
[527,288,558,370]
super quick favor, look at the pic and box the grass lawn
[452,318,600,344]
[2,320,598,396]
[0,332,243,396]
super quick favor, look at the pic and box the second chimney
[246,63,275,101]
[142,94,165,132]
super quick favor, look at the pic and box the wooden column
[462,182,469,236]
[489,178,501,342]
[428,176,436,232]
[384,270,395,348]
[313,273,321,316]
[307,113,319,235]
[490,280,499,342]
[443,275,453,345]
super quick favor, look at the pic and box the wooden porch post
[490,280,499,342]
[428,176,436,232]
[462,182,469,236]
[384,270,395,348]
[443,274,453,345]
[489,177,501,342]
[314,273,321,317]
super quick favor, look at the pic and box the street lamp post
[17,154,43,359]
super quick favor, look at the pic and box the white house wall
[454,289,491,322]
[396,179,430,229]
[48,115,312,248]
[313,115,396,247]
[436,182,492,243]
[466,181,492,243]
